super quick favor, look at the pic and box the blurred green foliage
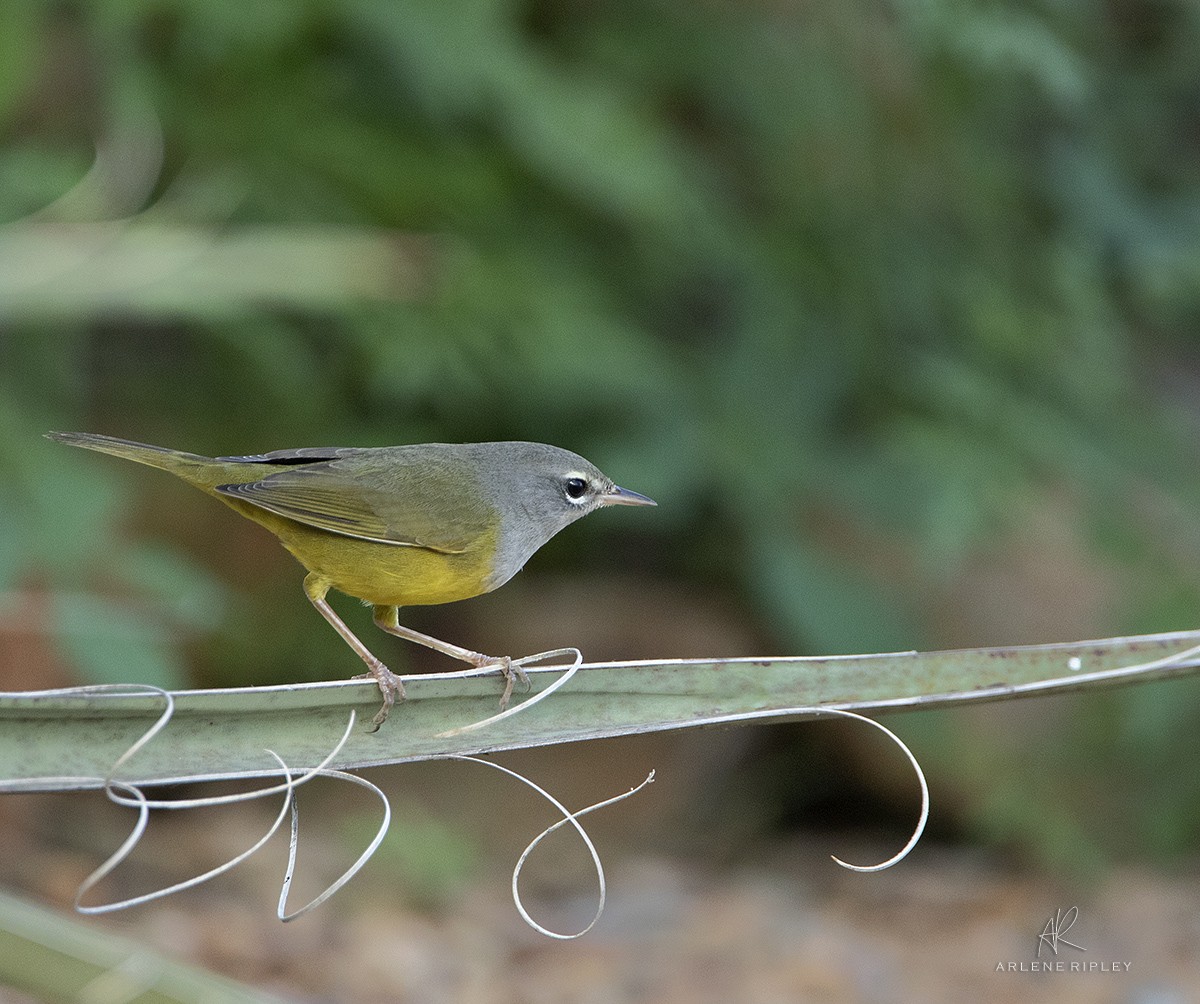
[3,0,1200,864]
[341,804,479,909]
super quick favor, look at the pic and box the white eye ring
[563,473,589,503]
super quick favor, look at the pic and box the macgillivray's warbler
[47,432,656,728]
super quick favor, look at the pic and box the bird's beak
[601,485,657,507]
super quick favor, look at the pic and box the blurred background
[3,0,1200,1000]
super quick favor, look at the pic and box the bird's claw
[353,662,406,732]
[472,654,530,710]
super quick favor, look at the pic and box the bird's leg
[372,605,529,709]
[304,574,404,730]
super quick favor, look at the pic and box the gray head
[462,441,655,588]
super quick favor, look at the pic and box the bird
[47,432,656,728]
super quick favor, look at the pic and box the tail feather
[46,431,219,483]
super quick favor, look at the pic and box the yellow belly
[223,498,500,607]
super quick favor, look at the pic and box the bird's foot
[471,653,530,710]
[353,661,406,732]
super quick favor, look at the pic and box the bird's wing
[215,446,351,464]
[214,454,492,553]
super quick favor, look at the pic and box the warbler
[47,432,655,727]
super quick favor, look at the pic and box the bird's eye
[564,476,588,500]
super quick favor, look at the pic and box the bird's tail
[45,431,226,489]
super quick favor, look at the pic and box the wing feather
[214,452,490,553]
